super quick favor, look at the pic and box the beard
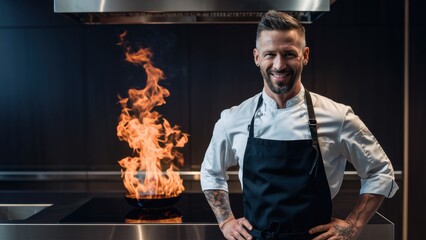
[261,68,297,95]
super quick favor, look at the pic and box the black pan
[124,194,181,209]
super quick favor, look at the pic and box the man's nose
[273,55,286,70]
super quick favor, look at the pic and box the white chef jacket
[200,86,398,199]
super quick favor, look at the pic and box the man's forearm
[203,189,235,225]
[346,193,385,233]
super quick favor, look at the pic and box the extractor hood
[54,0,335,24]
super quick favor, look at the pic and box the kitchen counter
[0,191,394,240]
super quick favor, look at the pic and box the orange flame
[117,32,188,200]
[125,217,183,224]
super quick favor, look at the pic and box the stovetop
[0,192,395,240]
[60,193,244,224]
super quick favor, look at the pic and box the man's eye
[284,53,296,58]
[264,53,275,57]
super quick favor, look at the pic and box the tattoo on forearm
[204,190,233,223]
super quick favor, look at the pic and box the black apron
[243,89,332,240]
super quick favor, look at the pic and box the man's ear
[253,48,260,67]
[303,47,310,64]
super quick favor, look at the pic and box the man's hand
[309,218,358,240]
[220,217,253,240]
[203,190,254,240]
[309,193,384,239]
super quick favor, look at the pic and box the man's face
[254,30,309,96]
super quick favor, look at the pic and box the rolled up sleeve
[200,112,238,192]
[339,108,399,198]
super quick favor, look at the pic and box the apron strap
[304,89,318,147]
[248,95,264,138]
[304,89,321,176]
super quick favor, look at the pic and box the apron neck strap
[304,89,319,147]
[248,94,263,138]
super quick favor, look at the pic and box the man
[200,10,398,240]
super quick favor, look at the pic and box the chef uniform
[200,86,398,240]
[243,90,330,239]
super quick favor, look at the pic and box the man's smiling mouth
[271,71,290,80]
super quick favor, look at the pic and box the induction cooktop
[60,193,244,224]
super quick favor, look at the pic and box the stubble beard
[262,69,296,95]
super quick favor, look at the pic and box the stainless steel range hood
[54,0,334,24]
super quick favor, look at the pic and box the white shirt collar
[261,86,305,109]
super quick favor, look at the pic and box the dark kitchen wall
[0,0,404,172]
[409,0,426,239]
[0,0,263,171]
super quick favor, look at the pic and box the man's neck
[265,84,302,109]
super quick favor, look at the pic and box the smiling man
[200,10,398,240]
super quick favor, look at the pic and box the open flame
[117,32,188,200]
[125,216,183,224]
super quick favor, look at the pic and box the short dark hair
[256,10,306,48]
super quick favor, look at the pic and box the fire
[117,32,188,200]
[125,216,183,224]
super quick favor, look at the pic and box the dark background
[0,0,404,171]
[0,0,424,239]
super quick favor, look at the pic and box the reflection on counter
[125,207,182,223]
